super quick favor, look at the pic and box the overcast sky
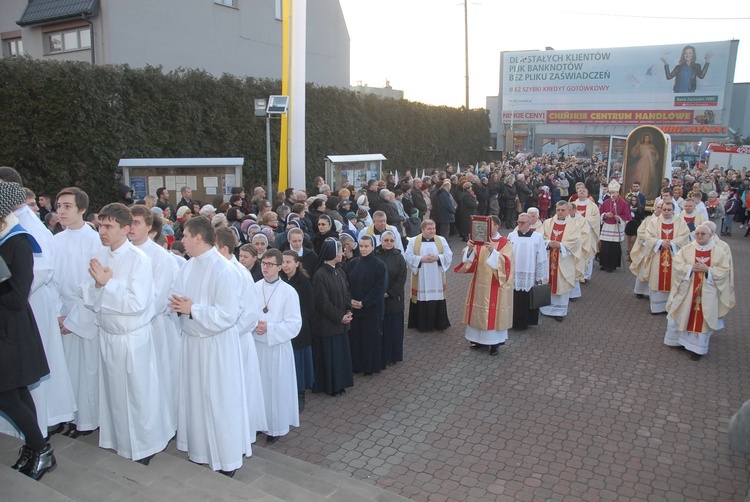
[339,0,750,108]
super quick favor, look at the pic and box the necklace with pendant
[262,280,281,313]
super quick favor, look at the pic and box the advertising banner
[501,41,733,126]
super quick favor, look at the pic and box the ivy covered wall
[0,59,491,208]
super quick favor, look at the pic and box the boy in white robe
[253,248,302,444]
[170,216,252,476]
[0,169,76,439]
[129,206,180,433]
[52,187,103,437]
[214,228,267,440]
[83,203,172,463]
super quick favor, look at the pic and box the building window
[46,26,91,54]
[4,38,23,57]
[215,0,236,6]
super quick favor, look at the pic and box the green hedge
[0,58,490,208]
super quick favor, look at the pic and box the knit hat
[0,181,25,218]
[151,207,164,217]
[176,206,191,220]
[199,204,216,217]
[346,212,357,220]
[211,213,227,227]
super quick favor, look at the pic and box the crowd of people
[0,151,741,480]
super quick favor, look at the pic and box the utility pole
[464,0,469,111]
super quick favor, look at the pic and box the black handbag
[529,283,551,309]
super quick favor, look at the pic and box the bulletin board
[119,158,244,206]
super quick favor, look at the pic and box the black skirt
[407,300,450,332]
[312,333,354,396]
[382,311,404,365]
[512,289,539,330]
[349,316,385,374]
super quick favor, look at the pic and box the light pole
[255,96,289,200]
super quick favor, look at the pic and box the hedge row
[0,58,491,208]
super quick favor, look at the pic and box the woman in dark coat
[312,214,338,255]
[374,230,407,366]
[0,181,55,480]
[281,251,315,412]
[457,183,478,241]
[345,235,388,375]
[311,238,354,397]
[624,195,645,261]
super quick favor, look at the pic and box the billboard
[501,41,733,126]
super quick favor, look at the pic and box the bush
[0,59,490,209]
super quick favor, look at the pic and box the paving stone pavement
[273,232,750,502]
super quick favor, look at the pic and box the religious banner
[623,125,668,204]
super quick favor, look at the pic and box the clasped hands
[420,253,440,263]
[88,259,112,288]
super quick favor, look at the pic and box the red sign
[707,144,750,154]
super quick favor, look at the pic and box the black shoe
[266,435,279,445]
[689,353,702,361]
[47,423,66,439]
[21,444,56,481]
[136,454,155,466]
[635,294,644,299]
[219,469,236,478]
[12,445,32,471]
[489,346,499,356]
[298,392,305,413]
[569,297,578,302]
[67,428,93,439]
[554,316,564,322]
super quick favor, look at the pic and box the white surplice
[0,205,77,439]
[174,247,252,471]
[53,224,103,431]
[225,255,267,438]
[403,237,453,301]
[83,241,172,461]
[136,238,180,433]
[253,278,301,437]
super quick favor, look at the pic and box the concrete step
[0,431,408,502]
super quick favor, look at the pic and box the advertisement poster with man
[623,125,668,203]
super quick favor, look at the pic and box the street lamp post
[255,96,289,200]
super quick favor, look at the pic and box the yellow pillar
[278,0,291,191]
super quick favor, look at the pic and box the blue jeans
[721,216,733,235]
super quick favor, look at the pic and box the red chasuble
[658,223,674,292]
[548,222,566,295]
[686,249,712,333]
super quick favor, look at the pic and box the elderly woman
[705,190,725,228]
[374,230,407,366]
[251,232,269,258]
[312,238,354,397]
[345,235,388,375]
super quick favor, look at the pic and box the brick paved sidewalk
[272,233,750,502]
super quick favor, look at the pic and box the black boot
[22,444,56,481]
[298,392,306,413]
[12,445,32,471]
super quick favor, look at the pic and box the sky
[338,0,750,109]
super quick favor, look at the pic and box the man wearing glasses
[663,224,735,361]
[253,249,302,445]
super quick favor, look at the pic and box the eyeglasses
[260,261,280,267]
[382,239,395,243]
